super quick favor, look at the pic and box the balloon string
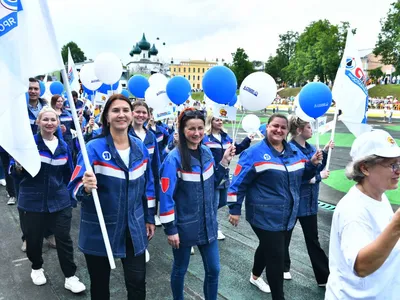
[234,113,245,143]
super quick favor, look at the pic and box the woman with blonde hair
[11,107,85,293]
[203,113,254,240]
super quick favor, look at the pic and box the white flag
[0,0,64,176]
[67,47,80,92]
[332,31,371,136]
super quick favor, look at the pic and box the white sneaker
[0,179,6,186]
[249,273,271,293]
[154,215,162,226]
[217,230,226,240]
[7,197,16,205]
[31,268,46,286]
[284,272,292,280]
[190,247,195,255]
[145,249,150,263]
[65,275,86,293]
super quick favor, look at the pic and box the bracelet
[220,161,229,169]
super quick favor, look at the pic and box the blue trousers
[171,240,220,300]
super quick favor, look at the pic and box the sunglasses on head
[182,109,206,118]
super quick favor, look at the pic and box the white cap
[350,129,400,162]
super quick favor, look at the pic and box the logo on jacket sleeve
[234,164,242,176]
[161,177,170,193]
[263,154,271,160]
[102,151,112,161]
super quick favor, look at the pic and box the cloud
[48,0,394,64]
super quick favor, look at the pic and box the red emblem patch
[234,164,242,176]
[71,165,82,181]
[161,177,170,193]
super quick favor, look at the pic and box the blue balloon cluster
[299,82,332,119]
[128,75,149,98]
[202,66,237,104]
[82,84,95,96]
[39,81,46,97]
[166,76,191,105]
[50,81,64,95]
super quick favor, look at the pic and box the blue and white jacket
[59,109,75,144]
[129,128,161,201]
[149,124,170,159]
[68,134,156,258]
[290,140,328,217]
[28,98,47,134]
[64,99,84,114]
[159,145,229,246]
[228,139,317,231]
[12,133,74,213]
[203,131,251,189]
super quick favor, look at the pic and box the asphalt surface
[0,114,398,300]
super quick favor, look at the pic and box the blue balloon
[49,81,64,95]
[298,82,332,119]
[166,76,191,105]
[228,94,237,107]
[39,81,46,97]
[202,66,237,104]
[82,84,95,95]
[128,75,149,98]
[121,89,130,98]
[98,81,119,94]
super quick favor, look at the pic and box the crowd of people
[0,77,400,300]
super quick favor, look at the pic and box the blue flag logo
[0,0,22,37]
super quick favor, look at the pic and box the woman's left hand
[146,223,156,240]
[221,145,236,166]
[311,150,323,165]
[323,140,335,152]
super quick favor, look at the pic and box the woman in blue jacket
[160,108,235,300]
[68,94,156,300]
[286,116,333,287]
[228,114,322,300]
[203,114,254,240]
[11,107,85,293]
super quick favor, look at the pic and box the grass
[279,84,400,99]
[323,169,400,205]
[384,125,400,131]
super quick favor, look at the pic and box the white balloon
[242,114,261,133]
[94,53,123,85]
[148,73,168,89]
[239,72,277,111]
[145,86,170,109]
[79,64,102,91]
[294,94,314,122]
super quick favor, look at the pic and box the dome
[138,33,150,51]
[149,44,158,56]
[131,43,142,56]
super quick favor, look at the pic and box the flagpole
[326,106,339,170]
[61,68,116,270]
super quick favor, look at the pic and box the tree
[227,48,254,87]
[368,67,384,83]
[373,2,400,72]
[61,41,87,64]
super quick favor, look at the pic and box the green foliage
[61,41,87,64]
[368,67,384,81]
[373,2,400,72]
[277,87,301,98]
[226,48,254,87]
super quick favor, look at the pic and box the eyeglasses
[380,162,400,173]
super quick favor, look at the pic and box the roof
[138,33,151,51]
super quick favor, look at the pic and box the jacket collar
[290,139,312,155]
[105,133,142,172]
[264,138,296,157]
[129,127,152,145]
[36,132,66,156]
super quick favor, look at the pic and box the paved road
[0,115,398,299]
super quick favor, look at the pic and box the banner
[153,106,174,121]
[67,47,80,92]
[213,104,237,121]
[0,0,64,176]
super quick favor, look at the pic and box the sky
[48,0,394,65]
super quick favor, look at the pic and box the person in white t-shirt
[325,129,400,300]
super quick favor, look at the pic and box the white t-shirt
[214,133,221,142]
[117,148,130,168]
[325,186,400,299]
[136,130,147,142]
[43,138,59,154]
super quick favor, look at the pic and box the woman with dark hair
[326,130,400,299]
[203,113,254,240]
[285,115,334,287]
[11,107,85,293]
[68,94,156,300]
[159,108,235,300]
[228,113,322,300]
[51,94,75,152]
[129,100,161,259]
